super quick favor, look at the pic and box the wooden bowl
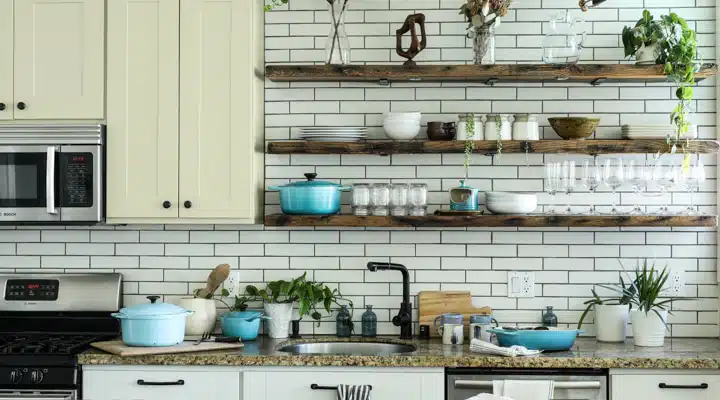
[548,117,600,140]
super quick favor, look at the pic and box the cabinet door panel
[179,0,261,221]
[612,374,720,400]
[14,0,104,119]
[106,0,180,219]
[0,0,12,120]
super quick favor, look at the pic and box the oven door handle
[0,392,73,400]
[454,380,602,390]
[46,146,58,215]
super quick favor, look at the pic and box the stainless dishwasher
[447,368,608,400]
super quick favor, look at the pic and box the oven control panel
[4,279,59,301]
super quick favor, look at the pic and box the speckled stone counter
[78,337,720,369]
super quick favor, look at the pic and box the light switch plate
[508,271,534,298]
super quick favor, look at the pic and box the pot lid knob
[304,173,317,181]
[146,295,161,304]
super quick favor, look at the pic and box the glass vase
[325,0,350,65]
[472,26,495,65]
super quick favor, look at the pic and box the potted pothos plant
[622,10,664,65]
[578,275,637,342]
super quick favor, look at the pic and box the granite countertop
[78,336,720,369]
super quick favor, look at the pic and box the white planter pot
[594,304,628,343]
[630,309,668,347]
[264,303,293,339]
[177,298,217,336]
[635,42,658,65]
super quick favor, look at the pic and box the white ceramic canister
[456,114,484,141]
[264,302,294,339]
[178,297,217,336]
[484,114,512,141]
[512,114,540,140]
[594,304,628,343]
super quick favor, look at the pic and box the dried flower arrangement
[459,0,513,31]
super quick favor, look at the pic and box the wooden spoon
[195,264,231,299]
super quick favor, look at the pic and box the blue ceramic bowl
[489,328,583,351]
[220,312,263,341]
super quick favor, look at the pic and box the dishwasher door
[447,369,608,400]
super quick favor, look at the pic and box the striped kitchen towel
[337,384,372,400]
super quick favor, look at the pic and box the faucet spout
[366,262,413,339]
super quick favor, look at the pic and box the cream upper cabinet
[14,0,105,119]
[106,0,180,219]
[0,0,13,120]
[179,0,262,221]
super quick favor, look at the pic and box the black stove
[0,274,122,400]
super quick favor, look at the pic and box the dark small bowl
[427,121,456,141]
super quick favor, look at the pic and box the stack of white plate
[299,127,367,142]
[485,192,538,214]
[621,124,697,139]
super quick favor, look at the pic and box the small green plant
[622,10,664,61]
[494,114,503,159]
[219,289,251,312]
[577,276,637,329]
[463,113,476,179]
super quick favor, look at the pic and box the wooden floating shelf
[266,63,718,84]
[265,214,718,228]
[268,140,720,155]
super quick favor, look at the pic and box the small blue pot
[489,328,583,351]
[269,173,350,215]
[220,311,266,341]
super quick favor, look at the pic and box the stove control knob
[30,369,44,384]
[9,369,22,384]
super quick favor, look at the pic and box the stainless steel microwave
[0,125,103,224]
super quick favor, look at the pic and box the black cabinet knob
[184,201,192,209]
[16,102,25,110]
[0,103,6,111]
[162,201,171,209]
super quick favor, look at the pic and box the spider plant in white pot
[604,260,676,347]
[578,276,636,343]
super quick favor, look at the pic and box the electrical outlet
[666,268,685,296]
[508,271,535,298]
[224,270,240,297]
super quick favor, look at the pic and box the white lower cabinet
[243,368,445,400]
[82,366,240,400]
[611,371,720,400]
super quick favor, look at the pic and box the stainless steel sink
[277,342,416,356]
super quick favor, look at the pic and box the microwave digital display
[5,279,59,301]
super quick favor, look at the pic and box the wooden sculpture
[396,13,427,67]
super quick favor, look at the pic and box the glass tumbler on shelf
[389,183,409,216]
[351,183,371,216]
[603,159,624,214]
[409,183,429,216]
[582,160,601,214]
[370,183,390,216]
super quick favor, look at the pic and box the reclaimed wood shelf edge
[267,140,720,155]
[264,214,718,228]
[265,63,718,83]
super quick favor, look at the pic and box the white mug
[438,323,464,345]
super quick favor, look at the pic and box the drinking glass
[544,162,561,214]
[389,183,409,216]
[409,183,428,216]
[625,161,648,215]
[562,161,576,214]
[351,183,371,216]
[370,183,390,216]
[680,155,706,215]
[653,159,677,214]
[581,160,601,214]
[603,159,624,214]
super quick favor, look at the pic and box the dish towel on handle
[469,339,543,357]
[493,380,554,400]
[337,385,372,400]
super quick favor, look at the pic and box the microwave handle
[46,146,57,215]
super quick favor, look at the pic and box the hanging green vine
[495,114,503,159]
[463,114,476,179]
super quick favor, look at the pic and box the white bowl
[485,192,538,214]
[383,120,421,140]
[385,112,421,120]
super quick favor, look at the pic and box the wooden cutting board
[91,340,243,356]
[418,291,492,338]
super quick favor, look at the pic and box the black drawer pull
[137,379,185,386]
[311,384,373,390]
[659,383,708,390]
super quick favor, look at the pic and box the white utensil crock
[178,298,217,336]
[594,304,628,342]
[630,309,668,347]
[484,114,512,141]
[264,303,293,339]
[512,114,540,140]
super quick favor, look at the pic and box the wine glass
[562,161,576,214]
[603,159,624,214]
[653,159,677,214]
[625,161,648,215]
[582,160,601,214]
[544,162,561,214]
[680,155,706,215]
